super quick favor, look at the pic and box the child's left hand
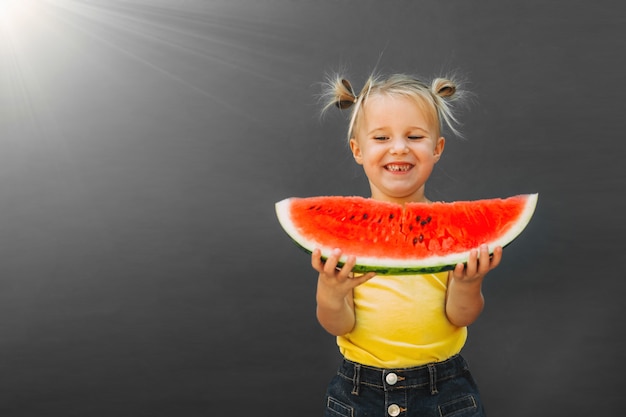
[446,244,503,327]
[451,244,503,284]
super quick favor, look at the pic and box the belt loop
[351,363,361,395]
[427,364,438,395]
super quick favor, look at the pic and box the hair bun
[431,78,457,99]
[335,78,358,109]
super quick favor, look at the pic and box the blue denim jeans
[323,355,486,417]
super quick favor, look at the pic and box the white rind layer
[275,194,538,272]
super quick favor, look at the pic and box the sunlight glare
[0,0,31,25]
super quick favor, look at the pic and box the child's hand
[312,248,376,300]
[312,248,376,336]
[451,244,503,284]
[446,245,502,327]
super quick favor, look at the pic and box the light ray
[2,0,311,145]
[35,0,285,121]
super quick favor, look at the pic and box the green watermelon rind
[288,239,456,275]
[275,194,538,276]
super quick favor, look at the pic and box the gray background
[1,0,624,415]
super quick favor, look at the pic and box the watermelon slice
[275,194,538,275]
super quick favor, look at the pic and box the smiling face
[350,94,445,204]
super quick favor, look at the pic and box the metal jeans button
[385,372,398,385]
[387,404,401,416]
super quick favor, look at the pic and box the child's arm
[445,244,503,327]
[312,248,376,336]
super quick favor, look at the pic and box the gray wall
[1,0,623,415]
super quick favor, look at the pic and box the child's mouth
[385,163,413,172]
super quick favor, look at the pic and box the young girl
[312,73,502,417]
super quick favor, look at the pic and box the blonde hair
[321,72,466,141]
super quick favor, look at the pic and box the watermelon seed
[412,234,425,245]
[389,213,394,219]
[363,213,369,220]
[416,215,421,222]
[426,216,432,223]
[350,215,355,220]
[420,220,427,226]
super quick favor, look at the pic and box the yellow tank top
[337,272,467,368]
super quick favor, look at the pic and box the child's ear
[433,137,445,161]
[350,138,363,165]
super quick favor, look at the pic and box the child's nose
[390,137,409,154]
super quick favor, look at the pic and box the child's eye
[408,136,424,140]
[374,136,388,141]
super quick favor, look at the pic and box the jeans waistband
[337,354,469,394]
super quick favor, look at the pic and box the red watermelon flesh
[275,194,538,275]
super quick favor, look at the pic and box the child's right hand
[312,248,376,301]
[312,248,376,335]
